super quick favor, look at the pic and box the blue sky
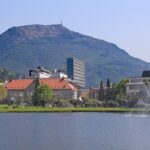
[0,0,150,61]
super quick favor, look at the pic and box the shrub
[102,100,119,107]
[117,99,128,107]
[128,100,138,108]
[52,99,74,108]
[135,102,146,108]
[84,99,101,107]
[70,99,84,107]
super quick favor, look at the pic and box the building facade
[6,79,34,104]
[89,88,99,99]
[5,78,78,104]
[126,71,150,101]
[67,57,85,87]
[51,69,68,79]
[29,66,52,79]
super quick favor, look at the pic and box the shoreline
[0,105,149,113]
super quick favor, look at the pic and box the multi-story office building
[67,57,85,87]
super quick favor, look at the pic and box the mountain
[0,24,149,86]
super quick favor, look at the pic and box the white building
[5,78,78,104]
[126,71,150,101]
[29,66,52,79]
[51,69,68,79]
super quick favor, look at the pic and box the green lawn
[0,105,148,113]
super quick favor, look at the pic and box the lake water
[0,112,150,150]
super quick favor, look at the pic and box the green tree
[116,89,128,107]
[105,79,128,102]
[23,92,32,106]
[0,85,7,103]
[106,78,111,88]
[34,78,40,89]
[98,81,104,101]
[115,79,128,94]
[32,84,53,106]
[105,78,112,101]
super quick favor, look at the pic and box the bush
[117,99,128,107]
[135,102,146,108]
[102,100,119,107]
[70,99,84,107]
[52,99,74,108]
[128,100,138,108]
[84,99,101,107]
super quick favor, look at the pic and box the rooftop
[5,79,33,90]
[5,78,77,91]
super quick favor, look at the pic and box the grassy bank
[0,105,149,113]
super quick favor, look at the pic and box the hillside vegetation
[0,24,149,86]
[0,68,17,82]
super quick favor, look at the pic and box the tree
[98,81,104,101]
[106,78,111,88]
[116,89,128,107]
[109,83,118,100]
[110,79,128,101]
[23,92,32,106]
[115,79,128,94]
[34,78,40,89]
[32,84,53,106]
[0,85,7,103]
[105,78,112,101]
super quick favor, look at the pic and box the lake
[0,112,150,150]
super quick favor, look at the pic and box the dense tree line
[98,78,129,107]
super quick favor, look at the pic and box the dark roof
[142,71,150,77]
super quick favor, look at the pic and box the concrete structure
[67,57,85,87]
[29,66,52,79]
[126,71,150,100]
[29,67,68,79]
[51,69,67,79]
[5,78,78,104]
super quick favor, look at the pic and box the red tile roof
[5,79,33,90]
[39,78,77,91]
[6,78,77,91]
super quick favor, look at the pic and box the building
[67,57,85,87]
[51,69,68,79]
[126,70,150,101]
[39,78,77,100]
[5,78,78,104]
[29,66,68,79]
[29,66,52,79]
[80,89,90,99]
[89,88,99,99]
[5,79,34,104]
